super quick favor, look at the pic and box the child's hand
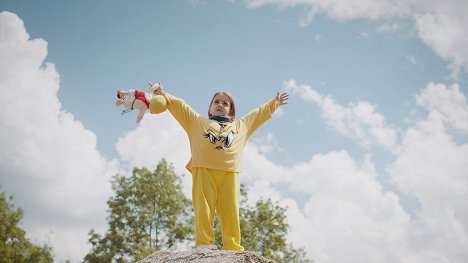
[276,92,289,106]
[148,82,165,95]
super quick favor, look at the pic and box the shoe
[196,244,218,251]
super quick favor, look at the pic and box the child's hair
[208,91,236,122]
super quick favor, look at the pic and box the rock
[137,249,276,263]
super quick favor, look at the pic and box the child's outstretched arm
[241,91,289,138]
[147,82,199,132]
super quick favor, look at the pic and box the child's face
[209,94,231,117]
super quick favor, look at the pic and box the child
[149,82,289,251]
[115,83,165,123]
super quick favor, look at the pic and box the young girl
[149,82,289,251]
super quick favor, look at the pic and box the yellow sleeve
[163,93,200,132]
[240,98,280,138]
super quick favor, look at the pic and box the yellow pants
[192,167,244,251]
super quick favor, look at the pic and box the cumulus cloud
[294,153,412,263]
[242,145,416,262]
[284,79,399,151]
[242,0,468,75]
[413,1,468,76]
[387,82,468,262]
[0,11,118,262]
[116,113,192,197]
[253,78,468,262]
[245,179,283,206]
[251,132,282,154]
[415,82,468,133]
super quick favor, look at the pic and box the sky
[0,0,467,262]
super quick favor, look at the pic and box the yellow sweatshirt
[163,93,280,173]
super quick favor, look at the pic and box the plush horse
[115,86,167,123]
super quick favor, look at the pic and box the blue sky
[5,0,454,162]
[1,1,468,262]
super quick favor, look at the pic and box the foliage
[84,159,311,262]
[0,189,53,263]
[214,184,312,263]
[83,159,193,263]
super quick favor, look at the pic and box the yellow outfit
[164,93,279,250]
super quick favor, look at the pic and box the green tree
[0,188,53,263]
[214,184,312,263]
[84,159,193,263]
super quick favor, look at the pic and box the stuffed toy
[115,84,167,123]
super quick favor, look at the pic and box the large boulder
[137,250,276,263]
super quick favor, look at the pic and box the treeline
[0,189,53,263]
[0,159,311,263]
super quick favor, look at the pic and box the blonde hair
[208,91,236,122]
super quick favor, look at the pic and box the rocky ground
[137,249,276,263]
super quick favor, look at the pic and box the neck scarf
[209,115,230,122]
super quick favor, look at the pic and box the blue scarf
[209,115,230,122]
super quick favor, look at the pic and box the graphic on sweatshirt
[203,122,236,151]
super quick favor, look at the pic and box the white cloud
[116,113,192,197]
[244,0,409,22]
[245,179,283,207]
[388,128,468,260]
[242,144,415,262]
[0,11,118,262]
[413,1,468,76]
[387,82,468,262]
[243,0,468,75]
[244,131,468,262]
[378,22,401,33]
[251,132,282,154]
[243,141,291,183]
[116,113,190,173]
[271,79,468,262]
[415,82,468,133]
[285,79,399,151]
